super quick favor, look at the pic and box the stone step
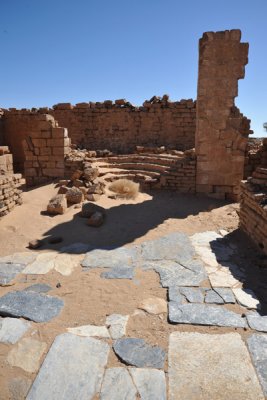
[98,168,161,179]
[98,163,167,175]
[102,172,158,184]
[94,154,181,167]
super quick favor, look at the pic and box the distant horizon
[1,0,266,137]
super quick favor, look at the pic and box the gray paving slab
[0,263,25,285]
[247,334,267,396]
[101,267,134,279]
[130,368,166,400]
[246,313,267,332]
[100,368,137,400]
[0,317,31,344]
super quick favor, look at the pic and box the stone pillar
[195,30,251,201]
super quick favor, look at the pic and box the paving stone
[0,317,31,344]
[205,289,224,304]
[233,288,260,309]
[106,314,129,339]
[23,283,52,293]
[247,334,267,396]
[7,338,46,373]
[101,267,134,279]
[190,231,222,247]
[168,302,247,328]
[23,252,56,274]
[210,241,235,262]
[138,297,167,314]
[60,242,92,254]
[213,287,236,303]
[0,252,37,265]
[0,263,25,285]
[100,368,137,400]
[246,313,267,332]
[54,253,76,276]
[113,338,165,368]
[141,232,195,263]
[179,287,204,303]
[27,333,110,400]
[168,332,264,400]
[9,377,32,400]
[0,291,64,322]
[130,368,166,400]
[82,246,138,269]
[153,259,207,287]
[209,266,242,288]
[168,286,185,303]
[193,245,218,268]
[67,324,110,338]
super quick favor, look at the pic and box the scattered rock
[48,236,63,244]
[81,201,105,218]
[106,314,129,339]
[47,194,67,215]
[101,267,134,279]
[138,297,167,314]
[168,332,264,400]
[0,317,31,344]
[87,211,104,227]
[28,239,43,249]
[7,338,46,373]
[86,193,100,202]
[23,283,52,293]
[130,368,167,400]
[113,338,165,368]
[100,368,137,400]
[67,324,110,338]
[65,187,83,204]
[168,302,247,328]
[27,334,109,400]
[0,291,64,322]
[0,263,25,286]
[233,288,260,309]
[83,167,99,181]
[71,170,83,180]
[247,334,267,396]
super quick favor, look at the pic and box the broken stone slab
[7,338,46,373]
[23,283,52,293]
[23,252,56,274]
[179,287,204,303]
[82,246,139,269]
[209,267,242,288]
[193,245,218,268]
[0,263,25,285]
[27,333,110,400]
[233,288,260,309]
[67,324,110,338]
[168,302,247,328]
[205,289,224,304]
[106,314,129,339]
[130,368,167,400]
[247,334,267,396]
[168,286,185,303]
[213,287,236,303]
[100,368,137,400]
[54,253,76,276]
[190,231,222,247]
[101,267,134,280]
[168,332,264,400]
[0,317,31,344]
[0,291,64,322]
[246,312,267,332]
[141,232,195,263]
[113,338,165,369]
[146,259,207,288]
[138,297,167,314]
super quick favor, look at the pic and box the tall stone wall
[50,97,196,152]
[195,30,251,201]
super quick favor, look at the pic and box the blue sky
[0,0,266,136]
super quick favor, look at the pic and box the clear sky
[0,0,266,136]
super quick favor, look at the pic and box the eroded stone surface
[23,252,56,274]
[67,324,110,338]
[7,338,46,373]
[27,333,110,400]
[0,263,25,285]
[169,332,264,400]
[0,317,31,344]
[247,334,267,396]
[106,314,129,339]
[100,368,137,400]
[130,368,167,400]
[168,302,247,328]
[54,253,76,276]
[113,338,165,368]
[138,297,167,314]
[0,291,64,322]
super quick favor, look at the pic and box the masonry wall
[51,97,196,153]
[195,30,251,201]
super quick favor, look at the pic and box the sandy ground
[0,183,266,399]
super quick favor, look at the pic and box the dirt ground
[0,183,266,399]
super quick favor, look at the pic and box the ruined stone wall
[50,97,196,152]
[195,30,251,201]
[2,111,71,186]
[244,138,265,179]
[0,146,13,174]
[0,173,23,217]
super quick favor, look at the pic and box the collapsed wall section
[51,97,196,152]
[195,30,251,201]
